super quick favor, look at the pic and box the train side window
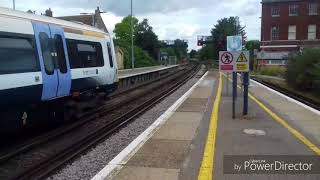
[107,42,114,68]
[54,34,67,73]
[77,43,98,67]
[67,39,104,69]
[66,39,82,68]
[39,32,54,75]
[0,35,39,75]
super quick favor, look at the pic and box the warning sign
[237,52,248,62]
[236,64,248,71]
[219,51,234,72]
[219,51,249,72]
[235,51,249,72]
[221,52,234,64]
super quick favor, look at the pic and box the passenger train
[0,7,118,135]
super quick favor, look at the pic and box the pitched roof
[57,14,108,33]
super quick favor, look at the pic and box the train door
[106,39,117,83]
[49,25,71,97]
[33,22,71,100]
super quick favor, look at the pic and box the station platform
[118,65,179,79]
[92,70,320,180]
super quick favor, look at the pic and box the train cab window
[107,42,114,68]
[39,32,54,75]
[54,34,67,73]
[0,35,39,75]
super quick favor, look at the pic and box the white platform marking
[91,71,209,180]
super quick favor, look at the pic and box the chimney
[95,6,100,16]
[45,8,53,17]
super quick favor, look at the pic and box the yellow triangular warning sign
[237,52,248,62]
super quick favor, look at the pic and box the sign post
[243,72,249,115]
[219,51,234,97]
[227,36,242,118]
[219,50,250,118]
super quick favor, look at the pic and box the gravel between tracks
[47,76,201,180]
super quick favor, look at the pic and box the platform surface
[109,71,218,180]
[213,75,320,180]
[95,71,320,180]
[118,65,179,79]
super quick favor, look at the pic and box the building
[115,47,124,70]
[259,0,320,65]
[57,7,108,33]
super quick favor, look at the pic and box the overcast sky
[1,0,261,50]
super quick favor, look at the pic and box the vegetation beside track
[251,75,320,110]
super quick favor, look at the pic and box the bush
[286,48,320,92]
[122,45,157,69]
[259,66,286,77]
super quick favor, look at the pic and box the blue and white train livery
[0,7,118,134]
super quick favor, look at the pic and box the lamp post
[13,0,15,10]
[131,0,135,69]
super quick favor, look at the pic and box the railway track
[251,77,320,111]
[0,63,204,180]
[0,65,187,164]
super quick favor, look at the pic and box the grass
[254,66,286,77]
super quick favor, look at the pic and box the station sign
[219,51,249,72]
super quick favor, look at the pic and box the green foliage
[259,66,286,77]
[133,46,156,67]
[161,47,175,56]
[189,49,197,58]
[113,16,139,47]
[198,16,245,61]
[245,40,260,50]
[198,44,215,61]
[286,48,320,92]
[173,39,188,61]
[135,19,160,60]
[211,17,245,59]
[122,45,156,69]
[113,16,157,69]
[245,40,260,70]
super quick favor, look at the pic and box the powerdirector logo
[224,155,320,174]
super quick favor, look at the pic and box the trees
[189,49,197,58]
[173,39,188,61]
[198,44,215,61]
[245,40,260,70]
[113,16,157,68]
[135,19,160,60]
[286,48,320,93]
[113,16,138,48]
[211,17,245,59]
[198,16,246,61]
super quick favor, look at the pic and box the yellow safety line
[198,73,222,180]
[222,73,320,155]
[249,94,320,155]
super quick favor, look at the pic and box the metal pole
[226,73,229,96]
[131,0,134,69]
[13,0,15,10]
[233,72,237,98]
[243,72,249,115]
[92,14,95,27]
[232,72,237,119]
